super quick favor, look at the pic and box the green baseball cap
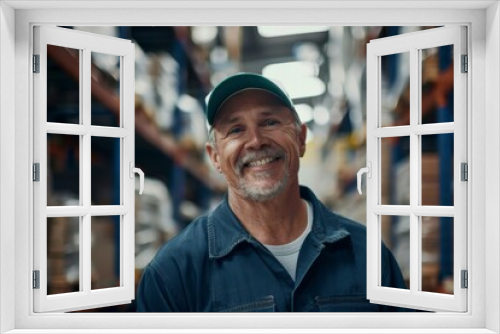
[205,72,295,126]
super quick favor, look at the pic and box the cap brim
[206,73,294,126]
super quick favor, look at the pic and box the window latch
[357,162,372,195]
[129,162,144,195]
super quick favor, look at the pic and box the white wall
[1,2,498,332]
[0,2,16,333]
[486,2,500,333]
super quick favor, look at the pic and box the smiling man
[136,73,408,312]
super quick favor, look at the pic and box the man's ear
[298,123,307,157]
[206,141,222,173]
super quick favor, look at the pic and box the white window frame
[365,26,468,312]
[33,25,136,313]
[0,1,499,333]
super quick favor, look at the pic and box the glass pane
[91,137,121,206]
[91,52,121,127]
[421,216,454,294]
[47,45,80,124]
[47,217,80,295]
[380,52,410,127]
[47,134,80,206]
[381,137,410,205]
[421,133,454,206]
[381,215,410,290]
[91,216,121,290]
[421,45,454,124]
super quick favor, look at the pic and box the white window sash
[366,26,468,312]
[32,25,136,313]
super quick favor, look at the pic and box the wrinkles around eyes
[219,120,296,141]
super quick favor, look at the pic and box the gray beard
[237,167,289,202]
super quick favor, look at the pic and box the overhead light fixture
[278,76,325,100]
[177,94,200,113]
[263,61,319,78]
[191,26,218,45]
[313,105,331,126]
[262,61,325,100]
[258,26,329,38]
[294,104,314,123]
[210,46,228,65]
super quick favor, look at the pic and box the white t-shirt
[263,200,313,281]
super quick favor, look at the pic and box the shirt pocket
[315,294,380,312]
[221,295,275,312]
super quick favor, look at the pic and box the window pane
[421,45,454,124]
[47,217,80,295]
[381,137,410,205]
[47,45,80,124]
[47,134,80,206]
[421,133,454,206]
[91,52,121,127]
[421,216,454,294]
[380,52,410,127]
[91,137,121,205]
[91,216,121,290]
[381,215,410,290]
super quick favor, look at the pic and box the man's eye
[263,119,279,126]
[228,126,243,135]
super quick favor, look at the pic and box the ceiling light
[263,61,318,78]
[313,105,331,126]
[262,61,325,100]
[177,94,199,113]
[275,76,325,100]
[295,104,314,123]
[192,26,218,45]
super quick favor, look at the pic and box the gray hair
[207,108,303,151]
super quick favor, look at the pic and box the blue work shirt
[136,186,408,312]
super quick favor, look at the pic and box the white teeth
[248,157,275,167]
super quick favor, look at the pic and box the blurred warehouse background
[45,26,455,312]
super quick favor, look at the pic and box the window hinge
[461,270,468,289]
[33,163,40,182]
[461,162,468,181]
[33,270,40,289]
[461,54,468,73]
[33,54,40,73]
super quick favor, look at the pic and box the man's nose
[244,126,268,149]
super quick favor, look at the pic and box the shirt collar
[207,186,351,259]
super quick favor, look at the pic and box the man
[137,72,407,312]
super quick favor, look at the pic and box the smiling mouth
[244,156,282,168]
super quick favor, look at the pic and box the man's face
[206,89,307,202]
